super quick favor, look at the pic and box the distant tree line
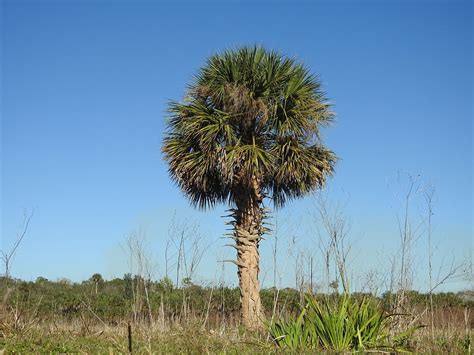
[1,275,471,325]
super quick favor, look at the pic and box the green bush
[268,293,419,352]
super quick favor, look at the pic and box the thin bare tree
[1,209,34,278]
[124,229,156,324]
[167,215,207,286]
[313,192,352,293]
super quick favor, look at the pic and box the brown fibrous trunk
[233,178,265,329]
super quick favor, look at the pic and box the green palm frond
[162,46,337,209]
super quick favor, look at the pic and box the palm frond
[162,46,337,209]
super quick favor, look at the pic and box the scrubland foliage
[0,275,472,353]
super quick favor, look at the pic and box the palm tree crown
[163,47,336,209]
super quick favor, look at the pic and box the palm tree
[90,273,103,295]
[162,47,336,329]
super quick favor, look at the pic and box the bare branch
[1,209,34,278]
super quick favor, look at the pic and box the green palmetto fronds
[268,294,409,352]
[162,46,336,209]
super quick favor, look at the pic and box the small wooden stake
[127,323,132,354]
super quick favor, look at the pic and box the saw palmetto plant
[268,294,390,351]
[268,294,423,352]
[162,46,336,329]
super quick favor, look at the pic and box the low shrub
[268,293,420,352]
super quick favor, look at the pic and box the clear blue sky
[1,0,472,292]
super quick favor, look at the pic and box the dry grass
[1,320,271,354]
[1,300,472,353]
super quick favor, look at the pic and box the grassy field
[1,277,472,353]
[1,324,269,354]
[1,319,472,353]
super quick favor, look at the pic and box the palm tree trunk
[234,182,264,329]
